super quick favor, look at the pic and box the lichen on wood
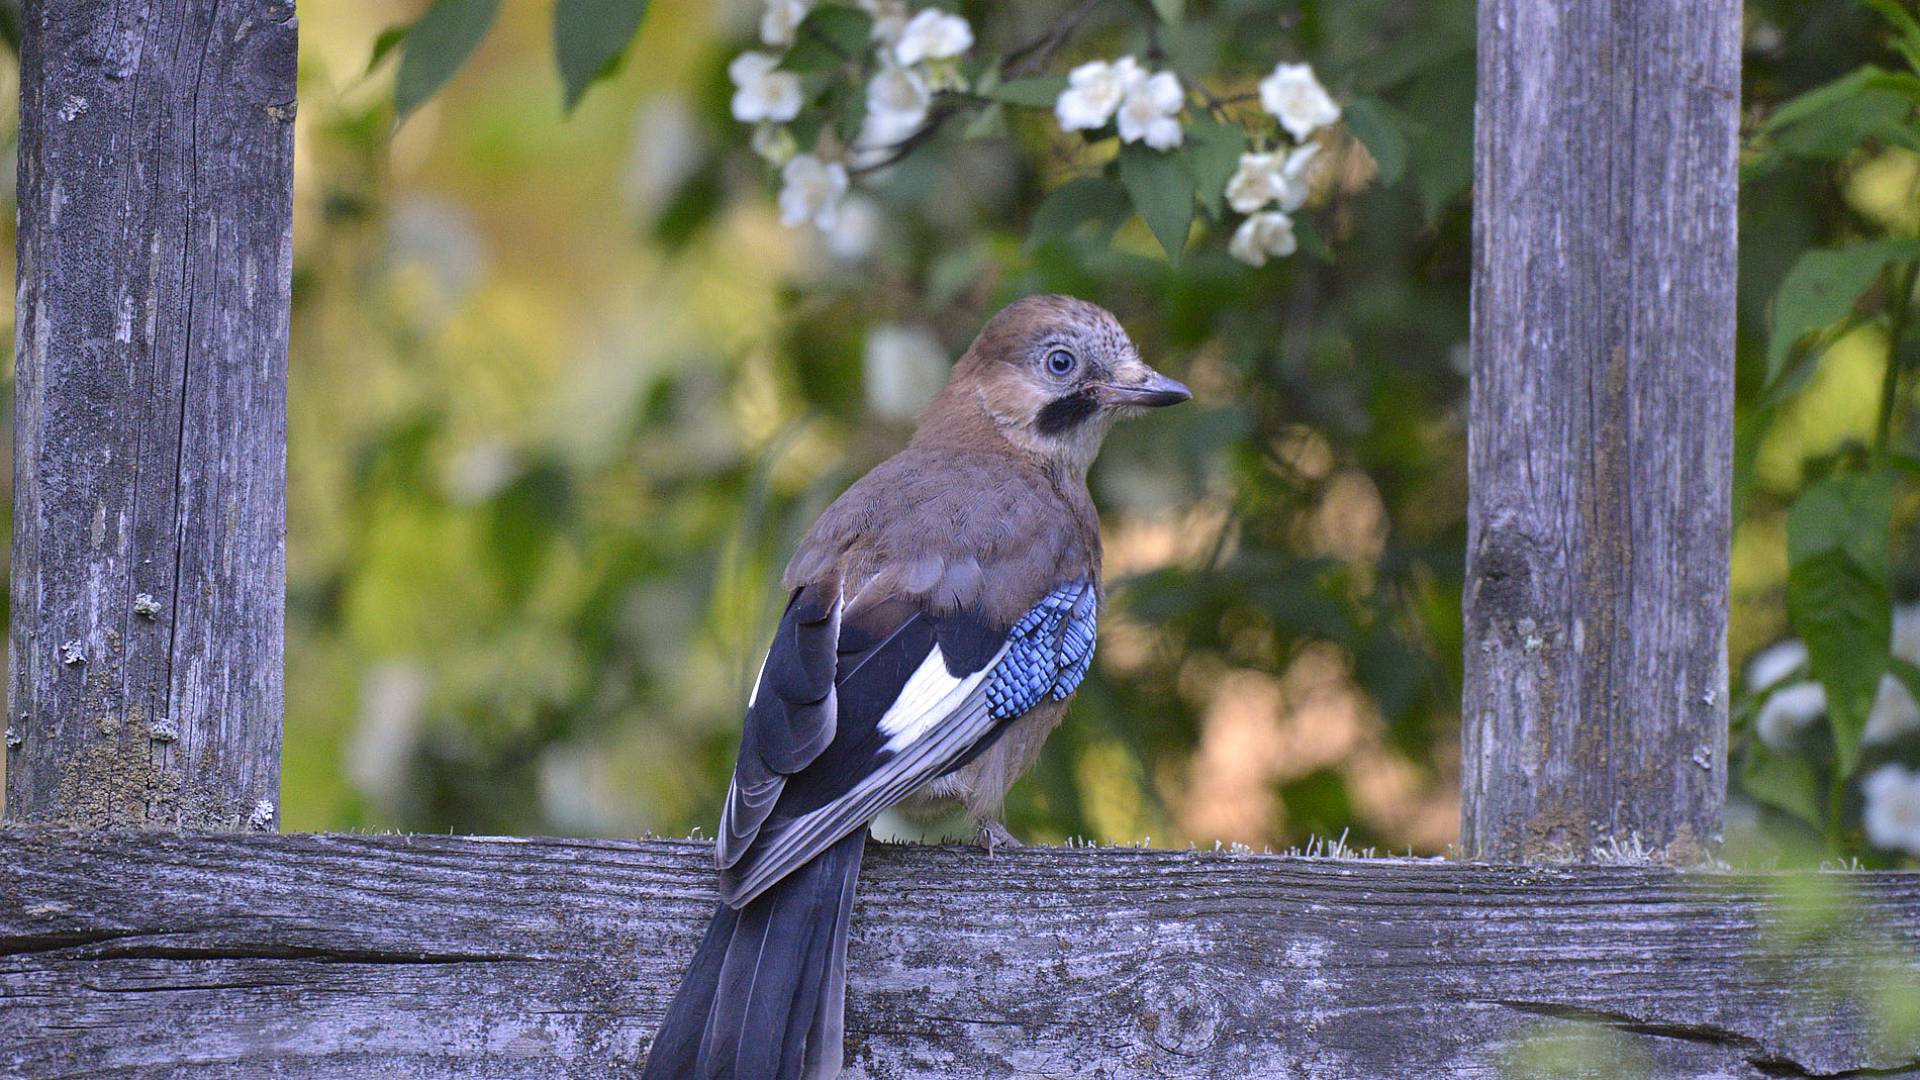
[1463,0,1740,863]
[5,0,296,828]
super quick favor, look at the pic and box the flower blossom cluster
[1747,604,1920,752]
[730,5,1352,268]
[1050,57,1340,266]
[731,1,973,242]
[1055,57,1185,150]
[1746,604,1920,858]
[1865,764,1920,855]
[1228,64,1339,267]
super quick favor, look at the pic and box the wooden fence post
[4,1,297,828]
[1463,1,1741,862]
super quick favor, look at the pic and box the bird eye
[1044,349,1078,379]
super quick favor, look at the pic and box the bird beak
[1095,366,1192,408]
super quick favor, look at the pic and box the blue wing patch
[984,581,1098,720]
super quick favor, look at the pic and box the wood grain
[4,830,1917,1079]
[1465,0,1741,861]
[6,1,296,827]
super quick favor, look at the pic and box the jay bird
[640,295,1189,1079]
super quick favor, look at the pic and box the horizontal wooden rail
[3,830,1918,1079]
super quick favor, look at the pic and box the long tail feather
[642,830,866,1080]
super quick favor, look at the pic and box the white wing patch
[876,645,996,752]
[746,647,770,708]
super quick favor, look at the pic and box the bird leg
[974,818,1022,855]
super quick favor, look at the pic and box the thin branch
[1003,0,1103,79]
[1874,259,1919,456]
[846,97,983,176]
[800,17,856,61]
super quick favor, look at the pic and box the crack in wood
[1494,1000,1920,1080]
[3,832,1916,1078]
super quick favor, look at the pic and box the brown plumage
[642,294,1188,1080]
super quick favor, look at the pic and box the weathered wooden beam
[6,2,296,827]
[3,831,1916,1079]
[1464,0,1741,861]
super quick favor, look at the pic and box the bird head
[913,295,1190,471]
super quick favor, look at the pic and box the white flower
[1225,152,1283,214]
[760,0,813,48]
[1863,764,1920,855]
[858,64,930,149]
[1259,62,1341,141]
[1746,638,1809,692]
[779,153,849,230]
[1894,602,1920,664]
[1117,69,1184,150]
[864,323,949,421]
[1866,672,1920,745]
[893,8,972,66]
[1228,210,1297,267]
[445,439,519,502]
[824,195,881,261]
[859,0,910,44]
[729,52,802,124]
[750,123,798,165]
[1055,57,1139,132]
[1227,147,1322,213]
[624,97,705,219]
[1865,602,1920,745]
[348,663,430,811]
[1278,142,1321,209]
[1755,681,1826,750]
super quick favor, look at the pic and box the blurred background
[0,0,1914,865]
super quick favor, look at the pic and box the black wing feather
[716,584,1004,903]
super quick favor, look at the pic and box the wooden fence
[5,2,1918,1078]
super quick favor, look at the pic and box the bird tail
[642,828,866,1080]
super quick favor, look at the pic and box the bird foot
[974,819,1022,856]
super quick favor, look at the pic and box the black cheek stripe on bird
[1034,390,1100,436]
[985,581,1097,719]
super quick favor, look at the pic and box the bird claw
[975,819,1021,856]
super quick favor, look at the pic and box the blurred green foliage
[306,0,1482,850]
[262,0,1920,863]
[0,0,1913,871]
[1735,0,1920,865]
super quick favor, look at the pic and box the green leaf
[485,460,572,602]
[824,77,868,144]
[783,6,871,73]
[1292,215,1333,263]
[554,0,650,111]
[1787,471,1895,774]
[1776,243,1920,380]
[1181,112,1244,219]
[964,102,1008,140]
[1150,0,1185,25]
[1117,143,1195,264]
[1026,176,1131,251]
[1403,55,1476,223]
[985,76,1068,108]
[925,246,986,308]
[394,0,500,122]
[1864,0,1920,64]
[1741,738,1825,829]
[1774,90,1918,159]
[1760,64,1920,160]
[1343,96,1411,187]
[1891,658,1920,722]
[1764,66,1891,132]
[1767,240,1920,384]
[0,0,19,55]
[368,25,409,74]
